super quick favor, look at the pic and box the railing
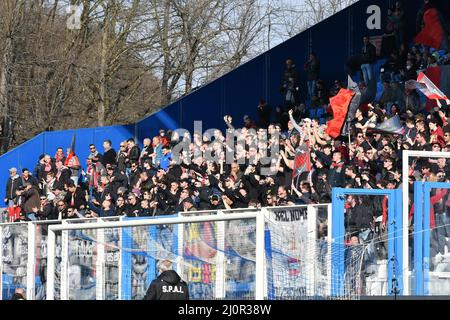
[1,205,331,300]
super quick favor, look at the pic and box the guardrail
[1,205,331,300]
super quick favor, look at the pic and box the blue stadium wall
[0,0,449,200]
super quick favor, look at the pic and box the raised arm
[288,110,303,133]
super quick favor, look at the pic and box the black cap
[210,194,220,201]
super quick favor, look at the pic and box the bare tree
[0,0,358,153]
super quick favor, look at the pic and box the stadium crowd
[2,0,450,256]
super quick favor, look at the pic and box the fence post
[306,205,318,297]
[176,213,185,281]
[394,189,403,295]
[331,188,345,297]
[215,210,226,299]
[118,216,123,300]
[413,181,424,295]
[255,209,265,300]
[327,204,332,296]
[60,227,69,300]
[26,222,36,300]
[423,184,431,296]
[262,207,274,300]
[46,227,56,300]
[96,222,105,300]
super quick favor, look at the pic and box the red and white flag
[406,72,450,108]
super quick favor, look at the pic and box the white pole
[215,210,226,299]
[26,222,36,300]
[176,213,185,280]
[327,204,332,296]
[96,224,105,300]
[46,228,56,300]
[261,208,270,299]
[255,210,265,300]
[306,205,317,297]
[402,150,409,295]
[60,229,69,300]
[118,216,123,300]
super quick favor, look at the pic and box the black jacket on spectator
[102,148,117,167]
[241,173,260,200]
[143,270,189,300]
[305,58,320,81]
[283,65,299,89]
[257,103,273,128]
[124,201,142,217]
[5,175,22,200]
[129,167,142,187]
[38,203,57,220]
[110,171,129,194]
[208,202,226,210]
[21,175,39,189]
[328,162,346,188]
[347,204,374,235]
[64,187,87,210]
[92,184,113,204]
[361,42,377,64]
[55,168,71,190]
[197,187,214,210]
[38,163,57,182]
[116,204,128,216]
[164,189,181,211]
[117,151,128,173]
[166,165,183,183]
[128,145,141,164]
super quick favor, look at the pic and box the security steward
[143,259,189,300]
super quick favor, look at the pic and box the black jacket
[327,162,346,188]
[64,187,87,210]
[128,145,141,164]
[102,148,117,167]
[124,201,142,217]
[305,58,320,81]
[38,203,58,220]
[346,204,374,235]
[143,270,189,300]
[5,175,22,200]
[361,42,377,64]
[110,171,129,194]
[257,103,273,128]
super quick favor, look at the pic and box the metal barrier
[1,205,331,300]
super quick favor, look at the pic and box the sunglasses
[58,204,65,207]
